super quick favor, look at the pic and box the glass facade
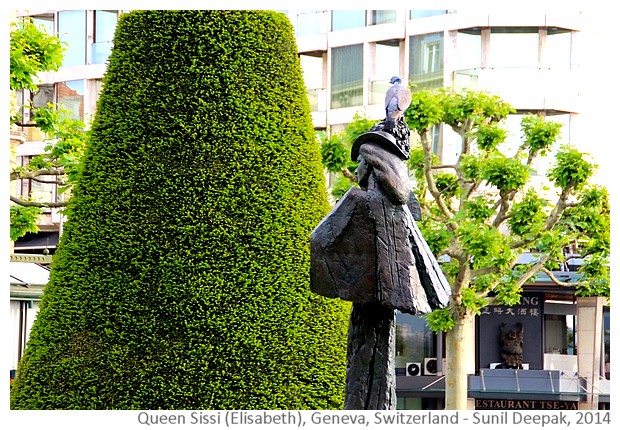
[300,54,325,112]
[331,44,363,109]
[409,32,444,90]
[370,10,396,25]
[92,10,118,64]
[395,312,436,369]
[58,10,86,67]
[489,28,539,68]
[31,14,54,35]
[370,42,400,104]
[410,10,447,19]
[546,29,572,69]
[57,80,85,121]
[331,10,366,31]
[296,10,327,37]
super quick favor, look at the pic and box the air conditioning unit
[405,362,422,376]
[423,357,447,375]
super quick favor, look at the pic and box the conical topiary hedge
[10,10,350,410]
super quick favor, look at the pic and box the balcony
[453,67,580,113]
[397,369,610,404]
[91,41,113,65]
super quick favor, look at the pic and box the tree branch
[539,267,580,287]
[341,168,357,182]
[421,130,456,229]
[11,167,65,181]
[10,195,67,208]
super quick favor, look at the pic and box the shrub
[11,10,349,410]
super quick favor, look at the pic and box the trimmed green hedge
[11,10,350,410]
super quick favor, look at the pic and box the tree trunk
[444,310,475,410]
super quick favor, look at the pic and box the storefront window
[58,10,86,67]
[330,44,363,109]
[395,312,436,370]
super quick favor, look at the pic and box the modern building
[10,9,610,409]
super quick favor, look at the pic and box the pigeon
[384,76,411,131]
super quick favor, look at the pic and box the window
[58,10,86,67]
[296,10,328,36]
[91,10,118,64]
[409,33,444,90]
[370,42,400,104]
[395,312,437,369]
[331,10,366,31]
[57,80,85,121]
[410,10,447,19]
[370,10,396,25]
[300,54,325,112]
[331,44,363,109]
[546,29,572,69]
[31,14,54,35]
[456,29,482,70]
[544,314,575,355]
[489,28,539,68]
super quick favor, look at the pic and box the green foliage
[459,153,483,181]
[10,20,64,92]
[434,172,459,200]
[418,217,452,256]
[405,90,444,133]
[456,222,514,270]
[576,255,610,298]
[319,113,376,200]
[441,88,514,129]
[342,112,376,143]
[319,132,349,173]
[560,186,610,255]
[10,205,42,241]
[461,196,494,222]
[507,189,548,238]
[480,154,530,193]
[330,175,357,200]
[426,308,455,332]
[11,10,349,410]
[521,114,562,157]
[475,122,507,151]
[547,145,596,191]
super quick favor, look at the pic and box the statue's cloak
[310,184,451,314]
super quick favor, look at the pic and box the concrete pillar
[577,296,605,410]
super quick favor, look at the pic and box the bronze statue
[310,77,451,410]
[497,322,524,369]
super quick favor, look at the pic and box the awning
[10,261,50,300]
[13,231,59,251]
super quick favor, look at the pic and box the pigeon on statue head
[384,76,411,132]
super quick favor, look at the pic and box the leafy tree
[10,19,88,240]
[318,113,376,198]
[11,10,350,410]
[405,88,610,409]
